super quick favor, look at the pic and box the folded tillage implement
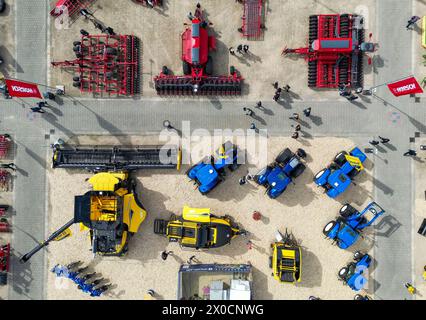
[52,34,140,96]
[154,3,242,95]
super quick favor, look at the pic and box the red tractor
[154,4,242,95]
[282,14,375,89]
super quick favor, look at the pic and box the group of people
[338,84,359,101]
[51,261,111,297]
[80,9,115,35]
[289,108,311,140]
[229,44,250,56]
[273,82,291,102]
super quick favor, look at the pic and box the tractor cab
[154,206,246,249]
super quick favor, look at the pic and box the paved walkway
[2,0,422,300]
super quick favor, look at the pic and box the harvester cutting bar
[241,0,263,38]
[52,145,181,171]
[154,75,242,95]
[51,34,140,96]
[50,0,95,18]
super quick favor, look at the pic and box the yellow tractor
[154,206,246,249]
[269,230,302,284]
[21,172,147,262]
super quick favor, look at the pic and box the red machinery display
[0,170,10,192]
[282,14,375,89]
[154,4,242,95]
[0,134,11,159]
[240,0,264,39]
[0,244,10,285]
[51,34,140,96]
[50,0,95,18]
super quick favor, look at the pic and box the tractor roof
[194,164,219,186]
[267,166,291,190]
[182,19,210,65]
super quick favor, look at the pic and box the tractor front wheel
[353,251,364,262]
[338,267,349,281]
[339,203,357,218]
[323,221,337,237]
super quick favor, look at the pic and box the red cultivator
[0,134,11,159]
[282,14,375,89]
[0,244,10,285]
[51,34,140,96]
[154,4,242,96]
[50,0,95,18]
[240,0,264,39]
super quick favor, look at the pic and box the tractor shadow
[275,166,317,208]
[251,266,273,300]
[9,250,34,298]
[296,249,322,288]
[373,214,401,238]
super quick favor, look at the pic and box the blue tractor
[323,202,385,249]
[313,147,367,198]
[187,141,241,195]
[254,148,307,199]
[338,251,372,291]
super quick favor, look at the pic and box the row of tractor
[17,140,383,295]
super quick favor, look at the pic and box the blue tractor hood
[327,220,360,249]
[196,165,218,187]
[326,170,351,198]
[266,167,291,198]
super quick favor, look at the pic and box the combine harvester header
[52,145,181,171]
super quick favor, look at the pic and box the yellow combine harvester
[154,206,246,249]
[269,230,302,284]
[21,172,146,262]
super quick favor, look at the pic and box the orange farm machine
[282,14,375,89]
[52,34,140,96]
[154,4,242,96]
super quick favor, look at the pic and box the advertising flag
[387,76,423,97]
[5,79,42,99]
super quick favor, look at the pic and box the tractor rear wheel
[339,203,357,218]
[296,148,307,159]
[183,61,191,75]
[205,56,213,76]
[275,148,293,165]
[338,267,349,280]
[353,251,364,262]
[323,221,337,237]
[334,151,348,167]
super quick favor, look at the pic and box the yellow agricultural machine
[269,230,302,284]
[21,172,146,262]
[154,206,246,249]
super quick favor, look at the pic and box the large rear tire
[291,163,306,178]
[339,203,357,218]
[275,148,293,165]
[338,267,349,281]
[323,221,337,237]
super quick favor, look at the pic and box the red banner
[387,76,424,97]
[5,79,42,99]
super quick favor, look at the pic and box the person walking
[303,107,312,117]
[249,123,257,131]
[237,44,243,54]
[161,250,173,261]
[292,124,301,132]
[406,16,421,30]
[187,255,199,264]
[275,87,282,95]
[289,113,300,121]
[43,91,56,101]
[163,120,173,130]
[403,149,417,157]
[0,163,16,171]
[239,176,247,185]
[405,282,416,295]
[272,82,279,89]
[188,12,194,20]
[369,140,380,146]
[243,107,254,117]
[255,101,264,110]
[229,47,235,55]
[291,131,299,139]
[379,136,390,144]
[243,45,249,53]
[273,92,280,102]
[283,84,291,92]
